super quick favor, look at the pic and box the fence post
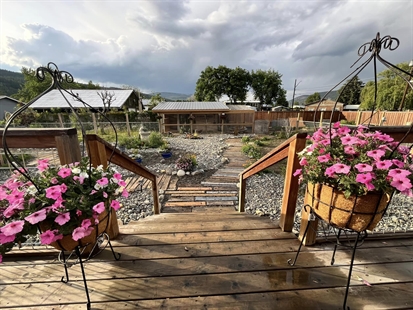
[125,113,131,136]
[319,111,324,127]
[238,175,246,212]
[55,133,81,165]
[92,113,98,134]
[57,113,64,128]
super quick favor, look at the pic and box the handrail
[238,133,307,233]
[85,134,160,214]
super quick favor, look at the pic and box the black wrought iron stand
[288,205,368,310]
[58,233,121,309]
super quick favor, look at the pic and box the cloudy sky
[1,0,412,99]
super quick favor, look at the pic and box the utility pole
[291,79,301,108]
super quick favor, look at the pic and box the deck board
[1,211,412,309]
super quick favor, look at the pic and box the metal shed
[152,102,255,134]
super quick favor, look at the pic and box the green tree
[360,62,413,111]
[194,65,250,102]
[14,67,99,103]
[250,69,287,109]
[305,92,321,104]
[338,76,364,106]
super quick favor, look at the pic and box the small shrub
[147,131,165,148]
[241,144,261,159]
[253,139,264,147]
[118,136,143,149]
[241,136,250,144]
[176,154,197,171]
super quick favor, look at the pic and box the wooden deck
[1,211,412,309]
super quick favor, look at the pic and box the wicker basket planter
[39,207,116,253]
[306,183,393,232]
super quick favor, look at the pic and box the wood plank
[166,190,207,195]
[195,196,238,201]
[168,176,178,190]
[159,174,172,191]
[22,283,413,310]
[167,197,195,202]
[164,201,207,207]
[206,201,235,206]
[2,245,412,284]
[1,266,412,307]
[177,187,213,191]
[170,193,237,197]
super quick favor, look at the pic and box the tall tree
[338,76,364,106]
[305,92,321,104]
[194,65,250,102]
[360,62,413,111]
[14,67,99,103]
[250,69,287,109]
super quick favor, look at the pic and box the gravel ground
[2,134,413,235]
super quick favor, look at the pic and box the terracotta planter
[40,208,119,253]
[306,183,393,232]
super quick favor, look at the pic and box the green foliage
[253,139,264,147]
[118,136,144,149]
[13,67,100,103]
[338,76,364,106]
[12,106,39,126]
[0,69,25,96]
[250,69,288,108]
[147,131,165,148]
[241,136,250,143]
[241,144,261,159]
[1,153,34,167]
[305,92,321,104]
[360,62,413,111]
[195,65,250,102]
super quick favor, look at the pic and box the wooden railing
[0,128,160,232]
[238,126,413,246]
[238,133,307,232]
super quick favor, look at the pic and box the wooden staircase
[126,138,250,213]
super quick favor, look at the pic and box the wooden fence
[255,111,413,127]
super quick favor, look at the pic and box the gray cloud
[1,0,412,97]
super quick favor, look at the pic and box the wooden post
[221,118,224,134]
[125,113,131,136]
[319,111,324,128]
[57,113,64,128]
[92,113,98,134]
[298,188,319,245]
[356,111,362,125]
[279,135,306,231]
[152,180,160,214]
[238,175,246,212]
[86,138,120,238]
[190,119,193,134]
[55,134,81,165]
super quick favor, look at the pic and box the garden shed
[0,96,21,120]
[152,102,255,134]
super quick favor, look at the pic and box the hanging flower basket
[306,182,393,232]
[39,206,111,253]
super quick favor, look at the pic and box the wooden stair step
[195,196,238,201]
[201,181,238,187]
[164,201,207,207]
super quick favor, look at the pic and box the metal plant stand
[288,205,368,310]
[58,233,121,310]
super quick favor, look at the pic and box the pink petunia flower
[110,200,121,211]
[366,149,385,160]
[293,169,302,177]
[45,185,62,200]
[355,163,373,173]
[81,219,92,229]
[318,154,331,163]
[0,233,16,244]
[330,163,350,174]
[341,136,360,145]
[122,189,129,198]
[72,226,94,241]
[376,160,393,170]
[344,146,356,155]
[390,177,412,192]
[40,230,62,245]
[392,159,405,168]
[388,169,411,179]
[25,209,47,225]
[113,173,122,180]
[299,157,308,166]
[37,159,50,172]
[93,202,105,214]
[96,177,109,187]
[57,167,72,178]
[55,212,71,225]
[325,166,336,178]
[0,220,25,236]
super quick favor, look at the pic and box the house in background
[152,101,255,134]
[305,99,344,111]
[29,89,143,112]
[0,96,21,119]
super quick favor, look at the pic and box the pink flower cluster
[294,123,413,198]
[0,158,129,263]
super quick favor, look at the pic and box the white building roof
[152,101,229,112]
[30,89,135,109]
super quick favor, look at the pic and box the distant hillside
[158,92,192,101]
[289,90,340,105]
[0,69,25,96]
